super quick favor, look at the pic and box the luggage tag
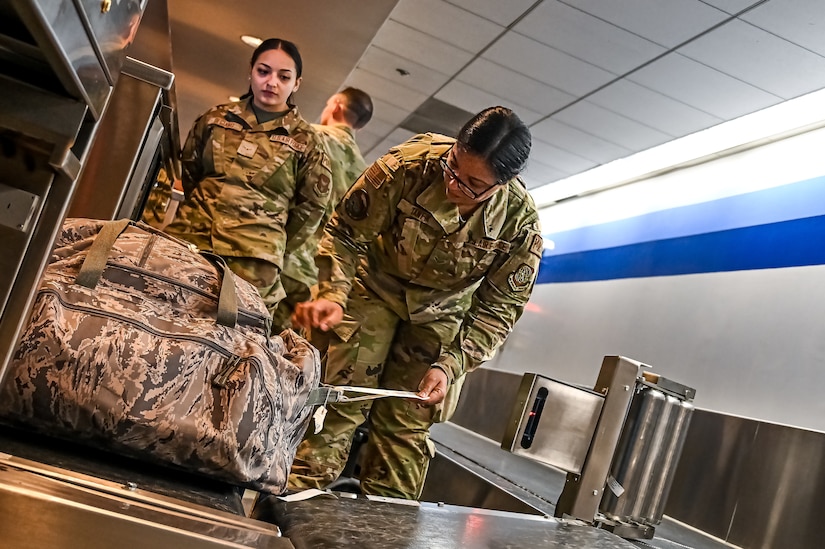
[307,385,427,433]
[312,390,329,434]
[306,385,427,436]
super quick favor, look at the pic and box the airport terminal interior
[2,1,825,547]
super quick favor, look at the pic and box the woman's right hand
[292,299,344,332]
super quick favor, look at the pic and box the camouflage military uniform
[288,133,543,499]
[165,99,332,315]
[273,123,367,331]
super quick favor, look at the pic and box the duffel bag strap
[76,218,132,289]
[200,252,238,328]
[76,219,239,328]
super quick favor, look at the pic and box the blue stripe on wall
[543,176,825,257]
[537,214,825,283]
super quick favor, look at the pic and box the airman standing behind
[272,87,374,332]
[165,38,332,319]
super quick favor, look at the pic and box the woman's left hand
[416,367,449,406]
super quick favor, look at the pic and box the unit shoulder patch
[507,263,535,292]
[344,189,370,220]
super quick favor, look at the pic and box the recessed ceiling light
[240,35,262,48]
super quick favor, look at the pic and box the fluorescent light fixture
[530,86,825,208]
[241,35,262,48]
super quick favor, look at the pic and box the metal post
[554,356,641,522]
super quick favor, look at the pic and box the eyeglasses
[439,150,499,199]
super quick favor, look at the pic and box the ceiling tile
[358,115,396,141]
[344,67,429,111]
[702,0,762,14]
[531,118,632,164]
[552,100,672,150]
[445,0,539,26]
[389,0,505,52]
[587,79,723,137]
[484,32,615,95]
[515,1,666,74]
[567,0,729,48]
[354,94,418,127]
[627,53,782,119]
[364,128,418,164]
[435,80,544,124]
[355,130,385,154]
[530,139,598,174]
[522,159,569,188]
[371,19,475,75]
[357,47,451,96]
[678,19,825,99]
[741,0,825,57]
[455,58,575,115]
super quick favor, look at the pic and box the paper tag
[313,405,328,434]
[606,475,625,497]
[277,489,337,502]
[366,494,421,506]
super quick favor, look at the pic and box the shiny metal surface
[421,447,545,516]
[430,422,735,549]
[601,387,695,528]
[666,409,825,549]
[502,373,604,474]
[556,356,641,523]
[7,1,110,119]
[256,493,639,549]
[67,72,162,219]
[0,462,292,548]
[451,367,525,443]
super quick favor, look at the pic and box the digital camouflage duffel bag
[0,218,320,494]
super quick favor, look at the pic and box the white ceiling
[168,0,825,192]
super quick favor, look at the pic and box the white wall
[489,126,825,433]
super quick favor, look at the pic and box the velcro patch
[530,234,544,257]
[507,263,535,292]
[474,239,511,253]
[364,162,387,189]
[207,117,243,132]
[345,189,370,220]
[270,134,308,153]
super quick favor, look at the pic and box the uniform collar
[416,175,509,237]
[226,99,302,132]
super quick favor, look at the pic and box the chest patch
[237,140,258,158]
[270,134,307,153]
[207,117,244,132]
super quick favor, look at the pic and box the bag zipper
[41,288,275,407]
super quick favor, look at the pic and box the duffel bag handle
[76,219,239,328]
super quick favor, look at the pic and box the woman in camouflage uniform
[165,38,331,319]
[289,107,542,499]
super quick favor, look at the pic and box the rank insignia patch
[508,263,535,292]
[345,189,370,220]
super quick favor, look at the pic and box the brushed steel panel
[727,421,825,549]
[450,367,523,442]
[502,373,604,474]
[665,410,757,541]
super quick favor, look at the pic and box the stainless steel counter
[253,492,640,549]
